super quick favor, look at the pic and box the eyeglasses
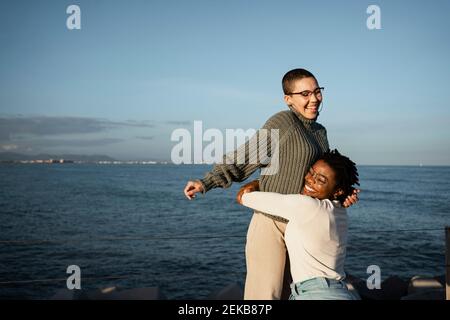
[288,87,324,98]
[308,167,328,185]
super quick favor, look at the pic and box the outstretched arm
[183,112,288,200]
[198,127,275,192]
[183,132,264,200]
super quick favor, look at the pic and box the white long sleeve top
[242,192,348,283]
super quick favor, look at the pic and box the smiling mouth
[304,184,316,193]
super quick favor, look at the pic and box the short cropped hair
[282,68,317,95]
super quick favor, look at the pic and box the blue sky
[1,0,449,164]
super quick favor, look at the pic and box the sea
[0,164,449,299]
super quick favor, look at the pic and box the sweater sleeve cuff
[198,177,215,194]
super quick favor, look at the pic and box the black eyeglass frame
[287,87,325,97]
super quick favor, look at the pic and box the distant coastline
[0,152,168,165]
[0,152,448,167]
[0,159,170,165]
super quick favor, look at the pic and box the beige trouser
[244,212,292,300]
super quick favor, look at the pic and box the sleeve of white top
[241,191,321,223]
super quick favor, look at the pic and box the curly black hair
[319,149,360,204]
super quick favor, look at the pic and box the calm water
[0,164,449,299]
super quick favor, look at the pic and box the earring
[319,100,324,113]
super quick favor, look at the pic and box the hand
[343,188,360,208]
[184,180,204,200]
[236,180,260,205]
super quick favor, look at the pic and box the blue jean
[289,277,360,300]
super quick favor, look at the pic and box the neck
[288,105,317,126]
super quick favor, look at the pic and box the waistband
[291,277,347,294]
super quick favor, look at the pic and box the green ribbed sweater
[199,107,329,222]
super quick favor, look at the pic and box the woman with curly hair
[238,149,360,300]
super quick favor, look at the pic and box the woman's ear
[284,95,291,106]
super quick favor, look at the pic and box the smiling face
[302,160,343,201]
[284,77,322,120]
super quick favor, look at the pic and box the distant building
[43,159,74,164]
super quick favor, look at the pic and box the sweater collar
[287,105,317,129]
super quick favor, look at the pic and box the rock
[408,275,444,295]
[208,283,244,300]
[345,274,365,287]
[350,275,408,300]
[50,289,77,300]
[79,286,119,300]
[401,289,445,300]
[345,274,364,299]
[380,276,409,300]
[433,274,445,287]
